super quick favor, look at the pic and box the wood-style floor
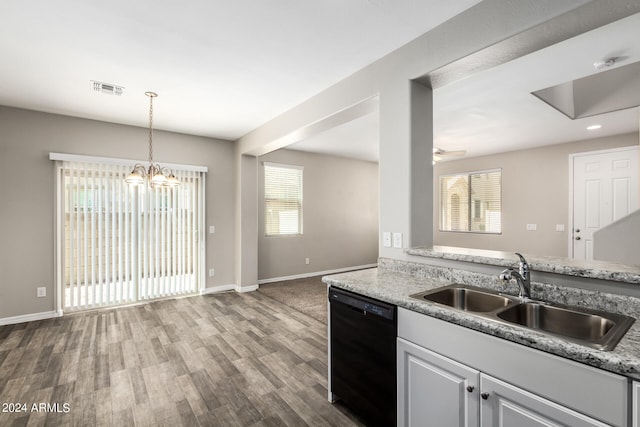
[0,291,364,426]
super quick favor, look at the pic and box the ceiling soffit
[532,60,640,119]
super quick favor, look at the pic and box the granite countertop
[407,246,640,284]
[323,267,640,380]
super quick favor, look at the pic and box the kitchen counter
[407,245,640,284]
[323,267,640,380]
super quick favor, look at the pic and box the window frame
[51,152,207,312]
[439,168,502,234]
[263,162,304,237]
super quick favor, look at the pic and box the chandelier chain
[148,94,154,165]
[125,91,178,187]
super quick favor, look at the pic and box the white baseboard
[201,284,259,294]
[236,284,259,293]
[3,269,367,325]
[0,310,62,326]
[257,263,377,285]
[200,284,237,295]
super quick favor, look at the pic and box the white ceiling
[288,109,380,162]
[0,0,481,141]
[289,12,640,162]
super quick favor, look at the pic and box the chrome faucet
[500,253,531,300]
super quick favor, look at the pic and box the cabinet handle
[575,236,581,241]
[466,385,474,393]
[481,392,490,400]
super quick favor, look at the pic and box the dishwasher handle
[329,287,396,321]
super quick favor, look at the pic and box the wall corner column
[379,79,433,259]
[410,80,434,247]
[235,153,259,290]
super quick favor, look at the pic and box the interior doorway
[570,145,639,260]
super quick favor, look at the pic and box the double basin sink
[410,284,635,351]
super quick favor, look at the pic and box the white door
[571,146,639,260]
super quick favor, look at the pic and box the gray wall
[593,209,640,266]
[433,132,639,257]
[235,0,621,285]
[258,149,378,280]
[0,106,236,319]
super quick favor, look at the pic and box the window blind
[54,156,206,311]
[264,162,303,236]
[440,169,501,233]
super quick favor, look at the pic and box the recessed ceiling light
[586,124,602,131]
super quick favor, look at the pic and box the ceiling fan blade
[443,150,466,156]
[433,148,466,157]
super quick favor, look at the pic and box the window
[53,154,206,311]
[264,162,303,236]
[440,169,501,233]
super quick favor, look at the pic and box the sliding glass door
[54,157,205,312]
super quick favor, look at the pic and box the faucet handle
[515,252,529,276]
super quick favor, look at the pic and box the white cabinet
[398,338,479,426]
[633,381,640,427]
[481,374,610,427]
[398,337,610,427]
[398,308,628,427]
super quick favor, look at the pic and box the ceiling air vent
[91,81,124,96]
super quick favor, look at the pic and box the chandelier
[125,92,180,188]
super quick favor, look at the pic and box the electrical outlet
[526,224,537,231]
[556,224,565,232]
[208,268,215,277]
[37,287,46,298]
[209,226,215,234]
[305,257,310,265]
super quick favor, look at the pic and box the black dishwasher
[329,287,397,426]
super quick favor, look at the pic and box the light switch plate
[526,224,537,231]
[556,224,565,232]
[209,226,215,234]
[393,232,402,249]
[382,232,391,248]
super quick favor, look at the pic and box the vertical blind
[264,162,303,236]
[440,169,501,233]
[53,155,206,311]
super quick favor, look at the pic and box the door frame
[568,145,640,258]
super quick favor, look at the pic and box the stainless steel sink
[497,301,635,351]
[411,284,518,313]
[410,284,635,351]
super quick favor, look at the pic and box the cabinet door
[397,338,479,427]
[480,375,610,427]
[633,381,640,427]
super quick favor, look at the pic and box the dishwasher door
[329,287,397,427]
